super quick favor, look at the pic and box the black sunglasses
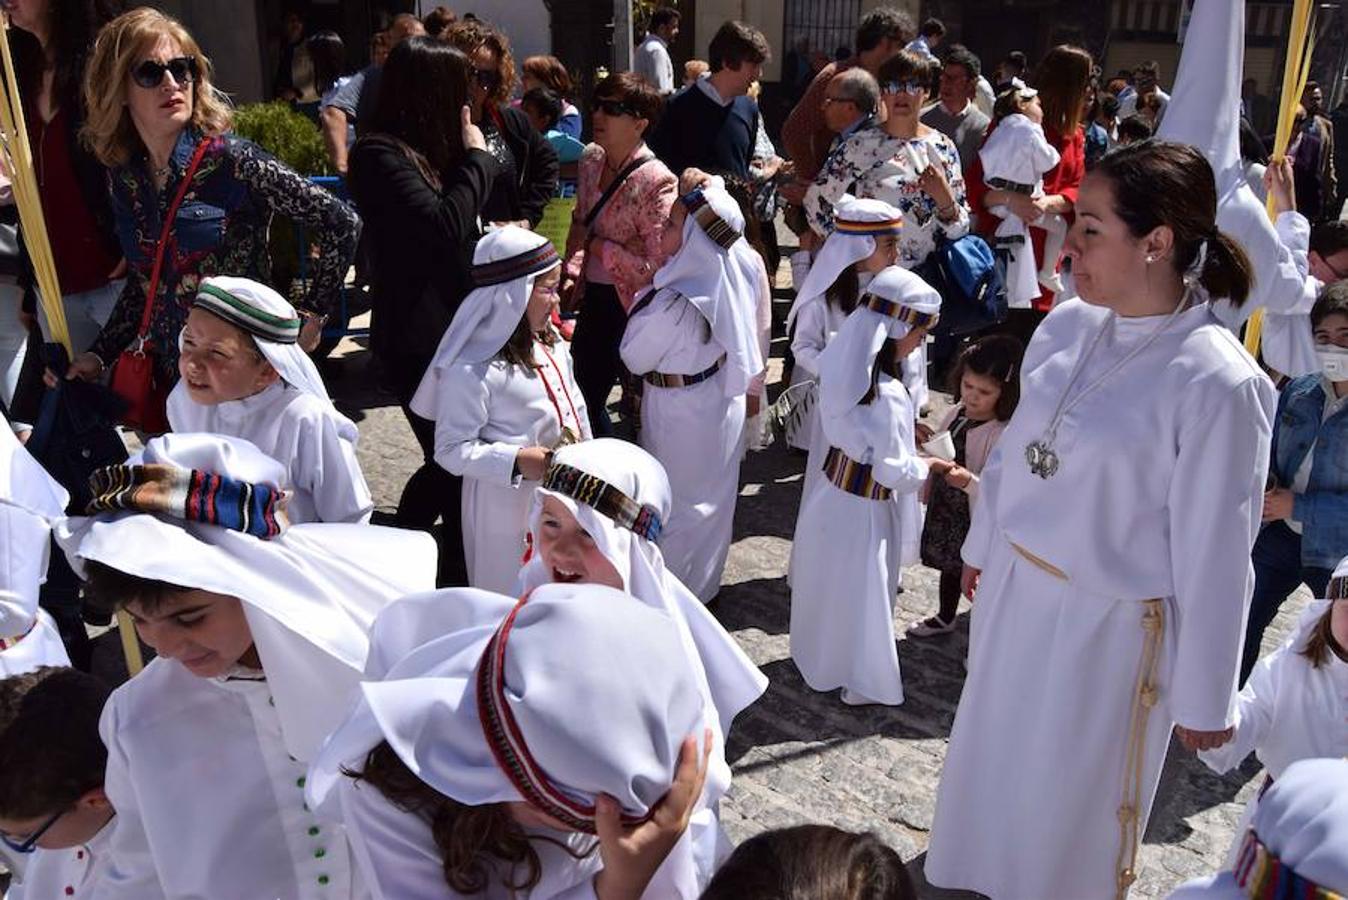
[593,98,638,118]
[0,809,65,854]
[131,56,199,90]
[472,67,502,90]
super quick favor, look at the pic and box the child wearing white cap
[167,275,373,524]
[309,582,714,899]
[790,266,943,706]
[619,182,766,603]
[55,433,437,899]
[412,226,591,595]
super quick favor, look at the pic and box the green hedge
[232,101,332,177]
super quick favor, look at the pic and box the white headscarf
[818,265,942,414]
[652,179,765,396]
[1169,758,1348,898]
[0,410,68,637]
[516,439,767,796]
[308,583,705,839]
[55,433,438,761]
[410,226,561,419]
[785,196,903,328]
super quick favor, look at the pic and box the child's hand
[961,564,981,600]
[1175,725,1235,752]
[1262,488,1294,523]
[915,422,935,445]
[515,447,553,481]
[594,730,712,900]
[926,458,956,477]
[943,465,974,490]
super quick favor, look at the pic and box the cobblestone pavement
[328,298,1307,900]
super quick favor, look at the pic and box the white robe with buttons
[620,290,747,603]
[788,294,850,509]
[5,819,111,900]
[93,660,364,900]
[430,342,590,595]
[789,373,927,704]
[925,298,1276,899]
[167,381,373,525]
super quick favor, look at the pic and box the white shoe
[906,615,957,637]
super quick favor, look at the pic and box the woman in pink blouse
[562,72,676,435]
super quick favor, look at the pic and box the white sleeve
[0,505,49,638]
[619,294,685,375]
[1168,376,1276,731]
[91,698,170,900]
[299,413,374,525]
[431,363,521,486]
[1275,211,1312,281]
[789,301,830,377]
[868,384,930,493]
[1198,649,1282,774]
[338,780,468,900]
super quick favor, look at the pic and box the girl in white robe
[308,582,715,899]
[55,433,438,900]
[516,438,768,877]
[789,267,941,706]
[0,413,70,675]
[167,276,373,524]
[619,182,765,603]
[412,227,590,595]
[924,141,1277,900]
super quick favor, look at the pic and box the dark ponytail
[826,265,861,314]
[1196,232,1253,309]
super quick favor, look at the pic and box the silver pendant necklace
[1025,293,1192,479]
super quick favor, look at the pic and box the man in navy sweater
[649,20,770,185]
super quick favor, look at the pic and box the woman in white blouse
[804,49,970,270]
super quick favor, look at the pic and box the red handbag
[110,138,210,433]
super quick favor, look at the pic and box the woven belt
[644,355,724,389]
[1010,542,1068,581]
[0,621,36,652]
[988,176,1036,195]
[994,234,1027,247]
[822,446,892,500]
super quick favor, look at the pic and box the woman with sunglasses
[444,18,559,230]
[64,8,358,412]
[561,71,676,436]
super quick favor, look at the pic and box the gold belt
[1010,542,1068,581]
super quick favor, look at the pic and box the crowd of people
[0,1,1345,898]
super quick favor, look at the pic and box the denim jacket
[1270,373,1348,567]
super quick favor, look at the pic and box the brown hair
[1031,45,1092,136]
[701,824,915,900]
[0,667,112,819]
[861,337,904,405]
[593,71,665,131]
[444,19,517,107]
[826,266,861,314]
[707,20,770,73]
[349,741,592,893]
[81,7,233,167]
[1312,281,1348,328]
[421,5,458,38]
[949,334,1023,421]
[522,55,573,100]
[83,560,193,616]
[1091,140,1254,307]
[876,49,937,93]
[1299,603,1345,668]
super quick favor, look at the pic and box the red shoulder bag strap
[134,137,211,350]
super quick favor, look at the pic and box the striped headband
[476,595,653,835]
[87,464,288,539]
[862,293,940,330]
[1232,827,1343,900]
[194,284,301,344]
[1327,575,1348,600]
[541,463,663,543]
[834,216,903,236]
[472,243,560,287]
[682,189,741,250]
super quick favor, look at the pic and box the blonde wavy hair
[81,8,233,168]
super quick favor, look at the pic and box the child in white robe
[412,227,590,595]
[0,667,113,899]
[55,433,437,900]
[0,413,70,676]
[167,276,373,524]
[515,438,768,876]
[308,582,715,899]
[789,267,942,706]
[979,86,1066,305]
[619,182,765,603]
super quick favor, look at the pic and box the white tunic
[5,820,111,900]
[788,294,849,507]
[978,114,1063,308]
[790,373,927,704]
[431,342,590,595]
[926,298,1276,899]
[1257,211,1319,379]
[95,660,363,900]
[620,289,746,603]
[167,381,373,525]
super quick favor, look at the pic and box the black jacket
[482,104,559,227]
[347,137,501,391]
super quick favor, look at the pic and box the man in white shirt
[905,17,944,60]
[634,6,679,95]
[1117,60,1170,123]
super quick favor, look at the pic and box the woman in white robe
[789,267,940,707]
[0,413,70,675]
[619,181,764,603]
[167,275,373,524]
[412,227,591,595]
[307,582,715,899]
[925,141,1276,899]
[55,433,438,900]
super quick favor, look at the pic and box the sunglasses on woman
[0,808,65,854]
[593,99,638,118]
[881,80,927,95]
[131,56,199,90]
[473,67,502,90]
